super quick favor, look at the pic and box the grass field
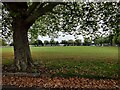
[1,46,119,79]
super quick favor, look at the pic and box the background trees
[44,40,50,46]
[50,39,56,46]
[83,38,91,46]
[61,40,68,46]
[74,39,82,46]
[67,39,74,46]
[0,39,7,46]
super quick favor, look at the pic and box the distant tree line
[4,34,120,47]
[28,35,120,47]
[29,39,82,46]
[93,34,120,46]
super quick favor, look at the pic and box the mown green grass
[1,46,119,79]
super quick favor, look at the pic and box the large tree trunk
[13,18,33,71]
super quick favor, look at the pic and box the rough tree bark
[13,18,33,71]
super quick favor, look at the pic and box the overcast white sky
[38,34,84,43]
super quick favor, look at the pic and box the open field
[1,46,119,79]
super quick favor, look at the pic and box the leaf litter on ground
[2,75,120,89]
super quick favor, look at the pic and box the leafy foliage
[29,2,119,41]
[0,39,7,46]
[2,2,120,42]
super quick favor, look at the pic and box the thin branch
[27,2,41,16]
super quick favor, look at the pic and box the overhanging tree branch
[3,2,28,12]
[25,2,64,27]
